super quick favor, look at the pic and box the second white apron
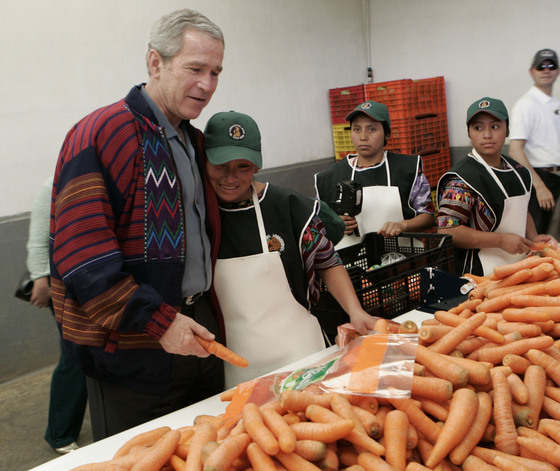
[214,188,326,389]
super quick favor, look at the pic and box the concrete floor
[0,364,93,471]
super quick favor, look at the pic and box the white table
[29,309,433,470]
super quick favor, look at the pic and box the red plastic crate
[384,114,449,156]
[329,85,366,124]
[420,147,451,188]
[412,76,446,115]
[364,79,415,119]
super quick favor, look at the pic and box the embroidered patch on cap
[360,102,372,110]
[478,100,491,109]
[229,124,246,141]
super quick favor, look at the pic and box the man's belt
[183,292,204,306]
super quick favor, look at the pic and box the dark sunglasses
[536,63,558,71]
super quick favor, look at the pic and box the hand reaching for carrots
[159,313,215,358]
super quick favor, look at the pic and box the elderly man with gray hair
[50,9,225,440]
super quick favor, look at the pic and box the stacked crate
[328,77,450,188]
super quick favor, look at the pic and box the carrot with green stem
[195,335,249,368]
[424,387,479,468]
[449,391,492,465]
[185,422,218,471]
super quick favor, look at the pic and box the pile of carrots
[72,246,560,470]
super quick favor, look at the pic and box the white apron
[214,187,326,389]
[335,153,404,250]
[470,151,530,275]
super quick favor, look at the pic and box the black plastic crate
[316,233,454,326]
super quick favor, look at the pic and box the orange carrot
[517,435,560,467]
[493,455,531,471]
[511,294,560,308]
[130,429,181,471]
[474,335,555,365]
[274,450,323,471]
[410,375,453,402]
[449,297,484,314]
[280,390,332,412]
[415,344,470,387]
[496,321,543,337]
[538,418,560,444]
[371,405,391,440]
[526,348,560,386]
[203,432,252,471]
[476,294,513,314]
[242,402,279,456]
[428,312,488,355]
[418,324,454,343]
[490,368,519,455]
[449,391,493,465]
[291,417,354,443]
[546,385,560,402]
[435,310,505,344]
[398,320,418,334]
[292,439,327,461]
[356,451,395,471]
[445,355,492,386]
[511,403,538,428]
[195,335,249,368]
[486,268,533,293]
[416,397,449,422]
[507,372,529,404]
[113,426,172,459]
[261,406,297,453]
[316,445,338,471]
[471,445,558,471]
[524,365,547,422]
[351,405,380,438]
[493,255,552,279]
[461,454,499,471]
[349,395,379,415]
[383,409,409,471]
[389,397,441,444]
[424,388,479,468]
[219,389,235,402]
[502,308,551,323]
[502,353,531,374]
[543,395,560,420]
[246,441,277,471]
[456,337,490,356]
[525,262,556,283]
[185,422,217,471]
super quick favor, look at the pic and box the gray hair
[146,9,224,74]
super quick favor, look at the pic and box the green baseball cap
[204,111,263,168]
[346,100,391,133]
[466,97,509,126]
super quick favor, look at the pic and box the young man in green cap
[436,97,555,276]
[315,100,435,250]
[204,111,378,388]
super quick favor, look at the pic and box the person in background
[27,176,87,454]
[436,97,555,276]
[509,48,560,234]
[315,100,435,249]
[203,111,378,388]
[50,9,225,441]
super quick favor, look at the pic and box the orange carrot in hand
[195,335,249,368]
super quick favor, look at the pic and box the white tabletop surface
[29,309,433,470]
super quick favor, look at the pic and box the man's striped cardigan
[49,84,221,393]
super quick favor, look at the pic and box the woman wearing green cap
[436,97,555,276]
[315,100,435,249]
[203,111,378,388]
